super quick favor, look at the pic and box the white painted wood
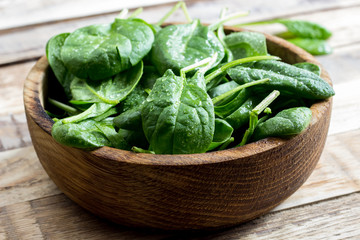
[0,0,177,30]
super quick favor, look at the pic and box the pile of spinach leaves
[46,2,335,154]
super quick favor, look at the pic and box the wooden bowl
[23,26,332,230]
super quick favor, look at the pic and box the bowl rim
[23,25,333,166]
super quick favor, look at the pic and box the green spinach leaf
[207,118,233,151]
[46,33,74,99]
[52,119,111,148]
[278,19,331,40]
[252,107,312,141]
[224,31,268,59]
[69,61,143,105]
[141,69,215,154]
[293,62,321,76]
[150,19,225,75]
[227,60,335,99]
[288,38,332,55]
[61,19,153,80]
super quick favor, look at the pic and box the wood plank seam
[247,2,360,23]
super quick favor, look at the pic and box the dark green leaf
[293,62,321,76]
[207,118,233,151]
[62,103,113,124]
[46,33,74,99]
[224,31,267,59]
[61,19,153,80]
[214,88,251,118]
[252,107,312,141]
[52,119,111,148]
[113,106,149,149]
[227,60,335,99]
[208,80,239,99]
[141,69,215,154]
[278,19,332,40]
[224,95,262,130]
[70,61,143,105]
[150,20,225,75]
[288,38,332,55]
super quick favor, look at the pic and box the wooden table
[1,0,360,239]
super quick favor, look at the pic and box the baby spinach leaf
[224,31,268,59]
[207,118,233,151]
[150,20,225,75]
[252,107,312,141]
[61,19,153,80]
[69,61,143,105]
[118,129,149,150]
[293,62,321,76]
[141,69,215,154]
[119,65,159,112]
[95,120,130,149]
[52,119,111,148]
[227,60,335,99]
[61,103,113,124]
[208,81,239,99]
[287,38,332,55]
[113,106,149,149]
[214,88,251,118]
[224,95,262,130]
[239,19,331,40]
[46,33,74,99]
[114,106,143,131]
[278,19,332,40]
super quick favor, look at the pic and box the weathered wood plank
[273,130,360,211]
[193,193,360,239]
[0,113,32,151]
[0,201,43,239]
[0,191,359,239]
[328,80,360,135]
[317,43,360,85]
[0,0,177,31]
[1,0,360,65]
[0,146,61,208]
[2,0,358,32]
[0,61,35,151]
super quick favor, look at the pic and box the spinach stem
[180,56,213,80]
[218,137,234,150]
[180,1,192,23]
[212,78,269,104]
[198,52,218,74]
[217,8,234,62]
[132,146,155,154]
[48,98,79,115]
[84,82,118,105]
[238,90,280,146]
[235,19,282,27]
[205,55,280,84]
[253,90,280,115]
[62,103,96,124]
[208,10,249,31]
[93,107,118,122]
[217,8,228,46]
[117,9,129,19]
[238,112,258,146]
[156,1,192,26]
[128,8,143,19]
